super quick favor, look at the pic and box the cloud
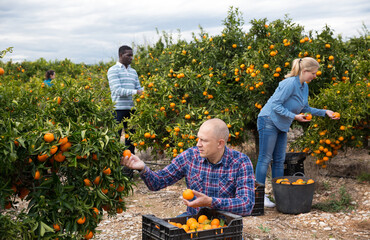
[0,0,369,64]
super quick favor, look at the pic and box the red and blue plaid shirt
[140,146,255,216]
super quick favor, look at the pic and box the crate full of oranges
[142,207,243,239]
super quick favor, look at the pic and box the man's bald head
[200,118,229,142]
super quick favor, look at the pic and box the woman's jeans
[255,116,287,185]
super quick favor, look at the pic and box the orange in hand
[123,149,132,158]
[182,189,194,200]
[333,112,340,118]
[303,113,312,120]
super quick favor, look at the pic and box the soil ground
[94,148,370,240]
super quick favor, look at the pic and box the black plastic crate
[284,152,306,176]
[142,208,243,240]
[250,184,264,216]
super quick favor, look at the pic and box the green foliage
[357,172,370,182]
[0,212,37,240]
[130,7,368,160]
[0,61,132,239]
[312,186,355,212]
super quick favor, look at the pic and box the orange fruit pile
[275,178,314,185]
[168,215,226,233]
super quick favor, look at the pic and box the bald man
[121,118,255,217]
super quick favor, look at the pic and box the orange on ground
[182,189,194,200]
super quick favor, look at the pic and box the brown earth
[95,148,370,240]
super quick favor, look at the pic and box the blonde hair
[285,57,319,78]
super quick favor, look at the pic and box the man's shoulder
[127,66,138,74]
[227,147,251,162]
[108,63,119,72]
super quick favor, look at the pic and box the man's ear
[218,139,226,148]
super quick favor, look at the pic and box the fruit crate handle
[293,172,305,177]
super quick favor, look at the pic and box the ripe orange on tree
[182,189,194,200]
[58,137,68,145]
[92,207,99,216]
[34,170,41,180]
[60,141,72,152]
[84,230,94,239]
[93,176,101,185]
[116,207,123,213]
[0,67,4,75]
[44,133,55,143]
[144,132,151,138]
[50,145,58,155]
[77,216,86,224]
[84,179,92,187]
[54,152,66,162]
[103,167,111,175]
[53,224,61,231]
[37,153,48,162]
[116,184,125,192]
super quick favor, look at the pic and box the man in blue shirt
[108,45,143,177]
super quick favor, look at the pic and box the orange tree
[129,8,368,160]
[0,58,132,239]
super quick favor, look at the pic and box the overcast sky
[0,0,369,64]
